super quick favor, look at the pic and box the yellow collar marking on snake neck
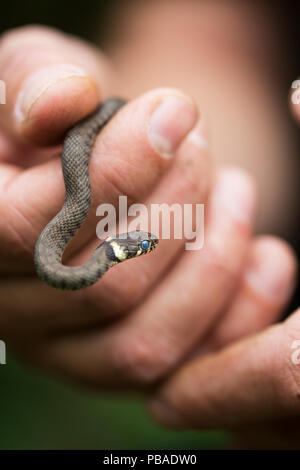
[110,241,128,261]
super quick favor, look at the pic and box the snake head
[105,230,159,262]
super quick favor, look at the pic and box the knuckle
[113,336,175,386]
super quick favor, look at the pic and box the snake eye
[141,240,150,251]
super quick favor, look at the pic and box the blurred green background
[0,357,228,449]
[0,0,228,450]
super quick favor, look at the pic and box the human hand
[0,24,207,385]
[148,304,300,449]
[147,93,300,449]
[0,26,295,395]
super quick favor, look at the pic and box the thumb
[0,25,113,145]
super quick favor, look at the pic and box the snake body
[34,98,158,290]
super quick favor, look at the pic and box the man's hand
[147,90,300,451]
[0,26,296,395]
[148,307,300,448]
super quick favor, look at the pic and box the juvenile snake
[34,98,158,290]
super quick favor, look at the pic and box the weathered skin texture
[34,99,158,290]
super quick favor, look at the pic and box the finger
[79,167,256,385]
[0,106,210,332]
[0,25,112,145]
[200,236,297,352]
[0,128,60,169]
[0,87,198,271]
[71,114,211,315]
[26,167,257,387]
[148,308,300,430]
[290,80,300,126]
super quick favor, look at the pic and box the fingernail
[245,240,296,303]
[15,64,91,122]
[212,168,256,225]
[148,95,198,158]
[148,399,187,429]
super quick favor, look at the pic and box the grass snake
[34,98,158,290]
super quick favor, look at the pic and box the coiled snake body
[34,98,158,290]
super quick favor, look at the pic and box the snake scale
[34,98,158,290]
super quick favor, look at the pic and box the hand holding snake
[0,26,295,396]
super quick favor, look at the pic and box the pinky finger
[201,236,297,352]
